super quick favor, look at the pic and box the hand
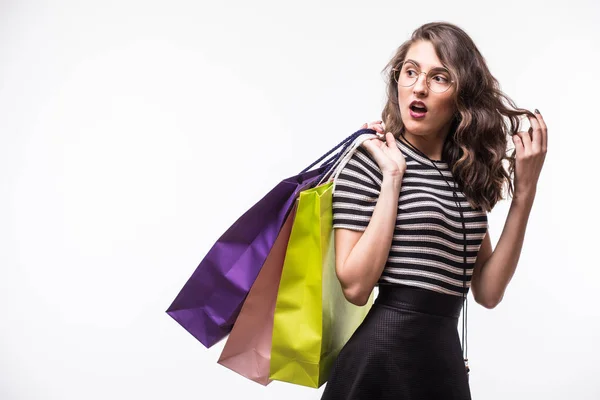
[511,110,548,199]
[361,131,407,179]
[360,120,386,134]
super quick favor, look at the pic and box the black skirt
[320,284,471,400]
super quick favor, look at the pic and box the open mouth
[409,104,427,118]
[410,105,428,113]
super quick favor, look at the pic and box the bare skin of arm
[470,193,535,309]
[334,131,406,306]
[335,176,402,306]
[471,111,548,309]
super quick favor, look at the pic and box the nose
[413,71,428,95]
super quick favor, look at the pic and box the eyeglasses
[392,60,455,93]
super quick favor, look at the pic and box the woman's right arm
[335,173,403,306]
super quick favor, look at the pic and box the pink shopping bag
[217,203,298,385]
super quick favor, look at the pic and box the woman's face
[397,40,457,139]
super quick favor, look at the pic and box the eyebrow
[404,59,448,70]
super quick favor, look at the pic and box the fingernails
[534,109,540,114]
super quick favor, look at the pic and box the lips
[409,100,428,113]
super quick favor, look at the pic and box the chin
[402,121,428,135]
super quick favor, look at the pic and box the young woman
[320,22,547,399]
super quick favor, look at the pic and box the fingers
[512,133,524,156]
[361,137,383,159]
[526,113,542,153]
[522,110,548,158]
[385,132,395,147]
[362,136,382,149]
[366,120,385,134]
[532,109,547,152]
[516,128,533,154]
[360,120,386,134]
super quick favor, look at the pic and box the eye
[433,75,449,83]
[406,69,418,77]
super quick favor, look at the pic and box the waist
[375,284,463,319]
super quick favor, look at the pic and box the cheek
[432,99,455,118]
[397,88,411,107]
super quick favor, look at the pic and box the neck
[400,131,446,161]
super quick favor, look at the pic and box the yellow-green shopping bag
[268,181,374,389]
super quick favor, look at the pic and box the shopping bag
[268,180,374,389]
[166,168,323,348]
[216,131,379,385]
[166,128,376,348]
[216,202,298,386]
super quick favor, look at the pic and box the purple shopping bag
[166,129,375,348]
[166,169,324,348]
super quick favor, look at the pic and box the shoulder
[332,146,382,197]
[341,146,382,184]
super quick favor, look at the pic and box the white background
[1,0,598,399]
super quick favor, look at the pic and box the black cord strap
[398,132,470,377]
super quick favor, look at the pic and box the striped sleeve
[332,146,383,231]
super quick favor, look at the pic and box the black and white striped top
[332,138,489,297]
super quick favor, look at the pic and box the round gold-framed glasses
[392,60,455,93]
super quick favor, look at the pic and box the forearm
[477,192,535,307]
[338,175,402,304]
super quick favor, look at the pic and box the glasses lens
[395,62,452,93]
[428,71,452,93]
[396,62,416,87]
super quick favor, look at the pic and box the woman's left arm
[470,110,548,309]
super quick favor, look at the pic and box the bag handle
[316,133,379,189]
[300,128,377,179]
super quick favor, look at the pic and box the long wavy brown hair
[382,22,535,212]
